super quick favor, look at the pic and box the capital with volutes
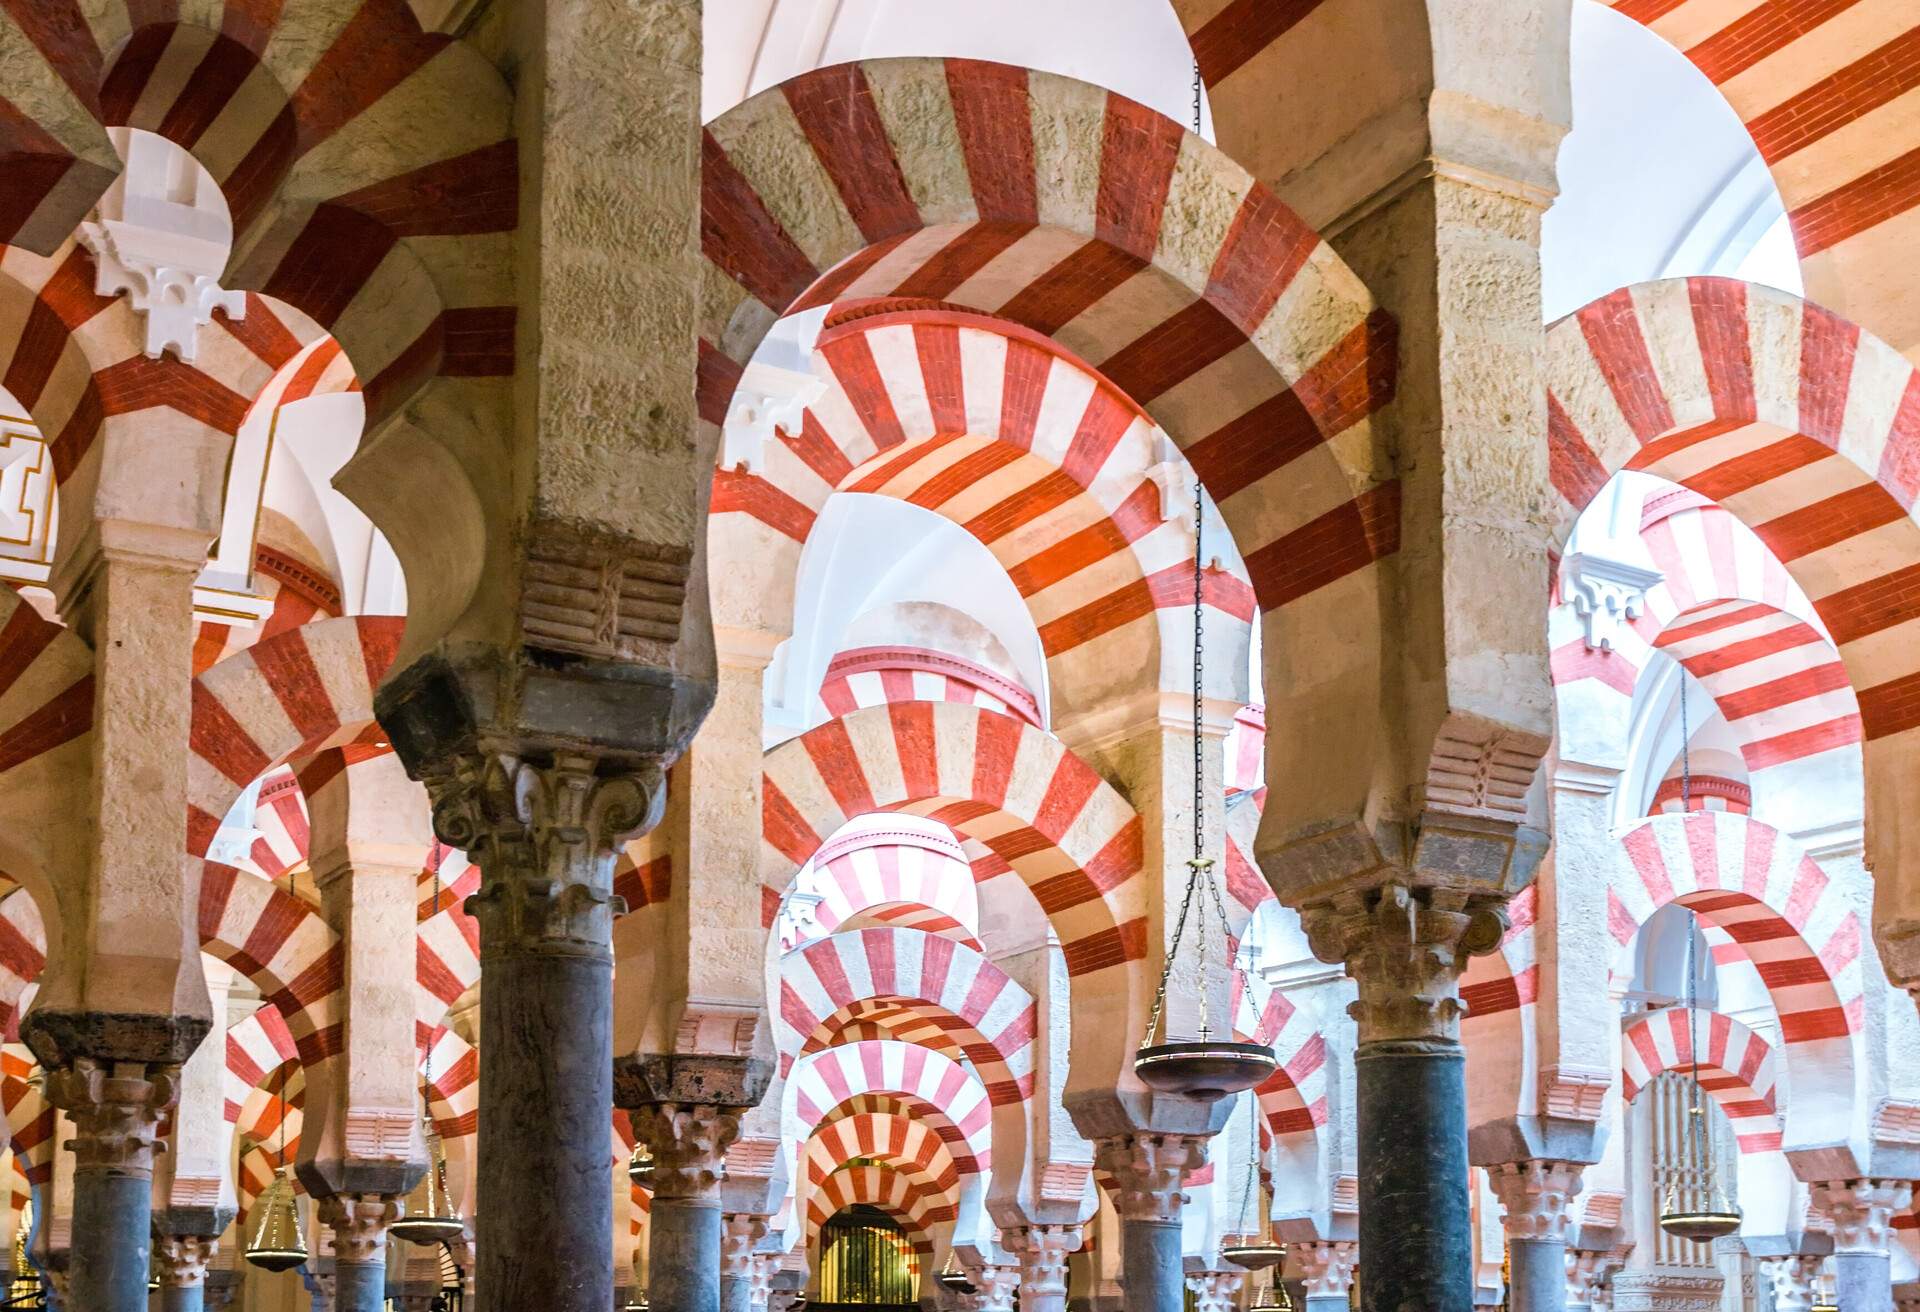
[49,1057,179,1176]
[1301,881,1507,1043]
[1810,1177,1912,1254]
[1093,1132,1207,1224]
[317,1192,402,1264]
[1487,1159,1584,1241]
[630,1102,743,1203]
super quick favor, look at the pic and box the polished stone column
[1304,884,1507,1312]
[319,1194,399,1312]
[431,755,661,1312]
[152,1232,214,1312]
[632,1102,740,1312]
[1187,1268,1243,1311]
[1813,1179,1911,1312]
[1001,1223,1080,1312]
[1295,1240,1358,1312]
[1762,1254,1824,1312]
[43,1058,179,1312]
[720,1212,770,1312]
[1488,1160,1583,1312]
[1094,1133,1206,1312]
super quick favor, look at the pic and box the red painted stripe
[1688,277,1756,420]
[1550,639,1638,696]
[1577,288,1676,441]
[970,712,1023,811]
[1798,303,1860,444]
[331,139,519,237]
[762,777,824,868]
[1206,186,1319,336]
[1094,94,1182,260]
[260,204,398,329]
[1858,671,1920,740]
[1789,143,1920,257]
[701,128,820,312]
[1714,662,1851,722]
[1686,0,1863,85]
[1873,372,1920,509]
[914,323,966,434]
[1820,560,1920,645]
[967,468,1082,549]
[802,718,877,818]
[156,32,262,150]
[1547,393,1611,510]
[905,441,1023,510]
[286,0,449,154]
[0,674,91,775]
[1753,483,1903,562]
[94,354,250,433]
[998,240,1145,336]
[822,331,909,451]
[0,0,102,114]
[781,64,920,244]
[222,294,306,372]
[1243,481,1399,608]
[1684,433,1831,503]
[1747,27,1920,164]
[945,61,1037,225]
[710,470,815,542]
[1099,300,1245,405]
[1678,619,1824,675]
[1622,823,1675,906]
[1191,0,1330,86]
[848,432,965,496]
[890,222,1033,302]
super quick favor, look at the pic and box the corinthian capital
[152,1233,216,1288]
[426,752,664,955]
[1093,1132,1207,1224]
[1187,1269,1244,1312]
[722,1212,771,1277]
[318,1192,402,1264]
[630,1102,743,1202]
[1811,1177,1912,1254]
[1000,1223,1079,1295]
[1295,1240,1358,1296]
[49,1057,178,1175]
[1487,1159,1584,1241]
[1301,882,1507,1043]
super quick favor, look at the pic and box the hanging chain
[1679,674,1691,812]
[1237,1089,1259,1236]
[1192,60,1203,136]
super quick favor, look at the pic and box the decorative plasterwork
[79,219,247,363]
[1562,551,1663,653]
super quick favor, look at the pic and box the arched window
[814,1204,920,1309]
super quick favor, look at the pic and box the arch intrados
[786,1041,996,1172]
[1620,1006,1783,1155]
[815,1093,987,1175]
[807,1166,945,1245]
[805,1113,963,1199]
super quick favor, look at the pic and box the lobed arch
[713,307,1257,724]
[705,57,1400,852]
[761,701,1144,1089]
[1546,277,1920,937]
[1608,811,1859,1152]
[1621,1006,1782,1155]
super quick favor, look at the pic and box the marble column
[1187,1268,1244,1311]
[968,1263,1020,1312]
[1488,1160,1583,1312]
[151,1232,214,1312]
[430,755,662,1312]
[1762,1255,1825,1312]
[1813,1180,1911,1312]
[319,1194,399,1312]
[633,1102,740,1312]
[1001,1223,1080,1312]
[1295,1240,1358,1312]
[720,1212,769,1312]
[746,1250,781,1312]
[1303,885,1508,1312]
[43,1058,179,1312]
[1094,1133,1206,1312]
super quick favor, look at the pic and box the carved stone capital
[1093,1132,1207,1224]
[1759,1255,1823,1312]
[1487,1159,1584,1241]
[317,1192,401,1265]
[1810,1177,1912,1254]
[1301,882,1507,1043]
[630,1102,742,1202]
[722,1212,771,1277]
[1565,1247,1625,1305]
[1295,1240,1358,1296]
[1000,1223,1080,1296]
[48,1057,178,1176]
[427,752,663,957]
[152,1232,215,1288]
[747,1250,783,1307]
[967,1263,1020,1312]
[1186,1268,1243,1312]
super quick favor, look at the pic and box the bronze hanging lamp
[627,1142,654,1186]
[1221,1090,1285,1270]
[1132,435,1275,1099]
[1250,1279,1297,1312]
[244,1062,310,1271]
[935,1249,974,1295]
[1656,677,1742,1245]
[394,863,468,1246]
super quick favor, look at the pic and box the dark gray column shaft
[1835,1251,1891,1312]
[332,1256,387,1312]
[1356,1041,1472,1312]
[1508,1237,1567,1312]
[70,1171,151,1311]
[650,1198,723,1312]
[1120,1219,1182,1312]
[478,949,614,1311]
[721,1270,752,1312]
[161,1285,205,1312]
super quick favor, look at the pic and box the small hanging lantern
[245,1061,309,1272]
[935,1250,974,1295]
[1250,1281,1296,1312]
[392,1117,466,1245]
[1655,679,1742,1246]
[1221,1090,1285,1269]
[627,1143,654,1186]
[1132,444,1276,1100]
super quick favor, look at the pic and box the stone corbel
[77,220,247,364]
[1561,552,1662,653]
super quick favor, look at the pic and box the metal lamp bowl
[1134,1040,1277,1099]
[244,1247,309,1273]
[1221,1241,1287,1271]
[1658,1208,1742,1243]
[391,1214,467,1244]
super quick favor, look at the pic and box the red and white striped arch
[819,647,1041,729]
[1622,1007,1783,1155]
[802,998,978,1066]
[804,1112,964,1220]
[788,1041,995,1178]
[762,703,1145,984]
[0,583,95,901]
[833,905,983,953]
[200,862,340,1067]
[801,821,979,945]
[416,845,480,1045]
[817,1092,989,1177]
[1548,279,1920,764]
[0,892,45,1041]
[0,3,518,428]
[705,58,1398,833]
[224,1002,298,1125]
[718,310,1257,720]
[777,928,1035,1102]
[423,1025,478,1145]
[805,1163,940,1254]
[1610,812,1860,1137]
[0,1047,51,1187]
[1596,0,1920,360]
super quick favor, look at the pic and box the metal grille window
[1649,1071,1738,1268]
[813,1205,920,1310]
